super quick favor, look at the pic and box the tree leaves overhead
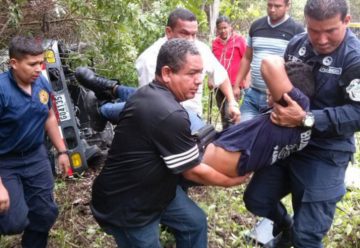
[57,0,165,83]
[1,0,359,84]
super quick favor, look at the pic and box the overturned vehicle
[42,40,114,175]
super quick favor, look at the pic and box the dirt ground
[49,156,118,248]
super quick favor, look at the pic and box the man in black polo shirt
[90,39,249,247]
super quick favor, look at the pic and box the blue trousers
[243,146,351,248]
[99,85,135,122]
[100,85,205,131]
[240,88,268,122]
[0,145,58,248]
[102,186,207,248]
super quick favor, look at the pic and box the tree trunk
[208,0,220,43]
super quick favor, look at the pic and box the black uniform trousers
[244,145,351,248]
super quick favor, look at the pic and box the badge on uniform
[39,89,49,104]
[322,56,333,66]
[298,46,306,56]
[346,79,360,102]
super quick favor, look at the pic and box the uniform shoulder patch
[346,79,360,102]
[39,89,49,104]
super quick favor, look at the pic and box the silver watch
[302,112,315,128]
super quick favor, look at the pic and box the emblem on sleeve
[39,89,49,104]
[298,47,306,56]
[346,79,360,102]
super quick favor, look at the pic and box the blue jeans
[103,186,207,248]
[100,86,205,132]
[114,85,136,101]
[240,88,268,122]
[0,145,58,248]
[100,85,136,122]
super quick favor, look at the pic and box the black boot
[84,90,107,132]
[21,229,49,248]
[75,67,118,101]
[263,215,294,248]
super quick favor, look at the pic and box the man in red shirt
[212,16,247,128]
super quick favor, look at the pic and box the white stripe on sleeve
[163,145,199,169]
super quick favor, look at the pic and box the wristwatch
[302,112,315,128]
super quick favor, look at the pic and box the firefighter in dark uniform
[0,36,70,248]
[243,0,360,247]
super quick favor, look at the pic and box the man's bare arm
[234,47,253,96]
[261,55,306,127]
[182,163,250,187]
[45,108,71,176]
[219,77,241,123]
[261,56,293,102]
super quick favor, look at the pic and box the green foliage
[326,190,360,248]
[218,0,306,34]
[7,1,23,27]
[289,0,307,23]
[219,1,266,33]
[2,0,307,87]
[356,135,360,165]
[189,185,360,248]
[57,0,212,86]
[349,0,360,22]
[59,0,166,85]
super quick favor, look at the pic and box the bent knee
[243,190,267,214]
[28,203,59,232]
[191,210,207,232]
[243,189,256,210]
[0,215,29,234]
[182,207,207,233]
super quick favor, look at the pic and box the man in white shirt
[136,8,240,121]
[76,8,239,132]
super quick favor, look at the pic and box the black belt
[0,148,38,159]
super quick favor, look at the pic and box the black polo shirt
[91,81,201,228]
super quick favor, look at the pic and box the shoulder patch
[39,89,49,104]
[346,79,360,102]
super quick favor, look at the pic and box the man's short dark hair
[304,0,348,21]
[166,8,197,29]
[9,35,44,60]
[268,0,290,5]
[155,39,200,77]
[216,15,230,27]
[285,62,315,98]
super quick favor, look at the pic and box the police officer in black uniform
[243,1,360,247]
